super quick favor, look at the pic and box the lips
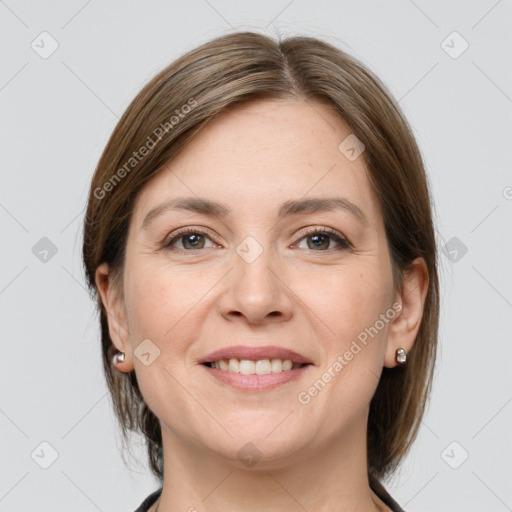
[198,345,313,391]
[198,345,313,366]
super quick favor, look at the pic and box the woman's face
[107,98,404,466]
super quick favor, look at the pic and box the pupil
[309,234,328,249]
[185,234,202,248]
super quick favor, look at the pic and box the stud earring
[113,352,125,366]
[395,348,407,364]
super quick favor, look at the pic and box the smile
[198,345,314,391]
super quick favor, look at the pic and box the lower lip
[201,364,312,391]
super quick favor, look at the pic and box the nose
[218,245,294,326]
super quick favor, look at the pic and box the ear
[95,262,133,372]
[384,257,429,368]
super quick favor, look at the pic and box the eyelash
[162,226,352,254]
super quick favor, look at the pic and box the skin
[96,97,428,512]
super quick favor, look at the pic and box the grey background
[1,1,511,511]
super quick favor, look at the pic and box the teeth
[228,358,239,373]
[209,358,303,374]
[255,359,271,375]
[271,359,282,373]
[239,359,256,375]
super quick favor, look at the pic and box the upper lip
[199,345,313,365]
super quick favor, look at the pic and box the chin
[198,418,312,469]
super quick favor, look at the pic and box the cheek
[328,268,393,387]
[301,263,393,391]
[294,267,393,435]
[298,263,393,347]
[124,261,207,343]
[122,263,208,430]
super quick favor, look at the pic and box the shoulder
[133,488,162,512]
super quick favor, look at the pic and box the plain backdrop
[1,1,511,511]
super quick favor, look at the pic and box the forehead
[132,98,381,225]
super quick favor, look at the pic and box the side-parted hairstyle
[82,31,439,483]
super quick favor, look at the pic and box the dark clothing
[133,488,161,512]
[134,477,405,511]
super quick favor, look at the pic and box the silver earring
[396,348,406,364]
[113,352,125,366]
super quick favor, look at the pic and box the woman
[82,31,439,512]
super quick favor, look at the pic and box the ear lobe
[95,263,131,356]
[384,257,429,368]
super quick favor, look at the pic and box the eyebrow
[141,196,367,230]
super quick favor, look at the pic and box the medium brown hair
[82,30,439,483]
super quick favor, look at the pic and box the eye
[163,228,218,252]
[295,227,351,251]
[162,226,351,253]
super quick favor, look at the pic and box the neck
[153,413,389,512]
